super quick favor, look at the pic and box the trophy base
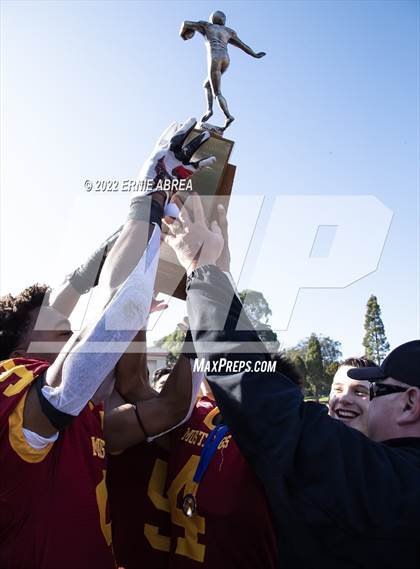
[155,131,236,300]
[200,122,225,136]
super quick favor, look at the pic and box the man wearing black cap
[347,341,420,442]
[165,195,420,569]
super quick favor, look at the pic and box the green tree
[291,354,308,384]
[239,290,272,325]
[155,289,279,360]
[295,335,342,370]
[324,361,340,384]
[305,334,325,401]
[239,289,279,352]
[286,334,342,398]
[154,328,186,366]
[363,294,390,364]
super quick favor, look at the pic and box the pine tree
[363,294,390,364]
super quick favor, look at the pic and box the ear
[398,388,420,425]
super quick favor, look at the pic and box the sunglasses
[369,382,409,401]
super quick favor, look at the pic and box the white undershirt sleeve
[41,225,161,417]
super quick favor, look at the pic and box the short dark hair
[271,353,304,389]
[341,357,378,369]
[152,366,172,388]
[0,284,50,361]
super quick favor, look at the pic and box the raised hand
[127,119,216,227]
[139,118,216,187]
[164,193,224,274]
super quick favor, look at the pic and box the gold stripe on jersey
[8,391,54,463]
[95,470,112,546]
[203,406,220,431]
[0,360,35,397]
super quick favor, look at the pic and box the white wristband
[23,428,59,449]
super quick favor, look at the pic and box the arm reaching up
[23,119,215,440]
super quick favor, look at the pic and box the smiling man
[328,357,377,434]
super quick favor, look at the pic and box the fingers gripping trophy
[139,118,216,188]
[180,10,266,133]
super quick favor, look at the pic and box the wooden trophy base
[155,131,236,300]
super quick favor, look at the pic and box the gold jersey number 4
[145,457,206,563]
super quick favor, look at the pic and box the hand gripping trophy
[180,10,266,132]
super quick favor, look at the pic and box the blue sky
[1,0,419,356]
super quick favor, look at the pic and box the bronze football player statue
[180,10,266,132]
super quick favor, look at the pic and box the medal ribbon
[193,423,229,483]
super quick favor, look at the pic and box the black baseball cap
[347,340,420,387]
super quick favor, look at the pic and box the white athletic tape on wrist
[146,361,205,442]
[41,225,161,416]
[23,428,59,449]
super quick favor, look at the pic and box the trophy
[155,10,266,299]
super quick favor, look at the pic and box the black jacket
[186,265,420,569]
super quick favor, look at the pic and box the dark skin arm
[114,296,168,402]
[104,353,193,454]
[23,331,80,438]
[114,329,156,403]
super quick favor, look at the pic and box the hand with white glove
[128,118,216,228]
[139,117,216,188]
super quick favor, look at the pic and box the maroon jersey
[165,397,278,568]
[107,441,170,569]
[0,358,115,569]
